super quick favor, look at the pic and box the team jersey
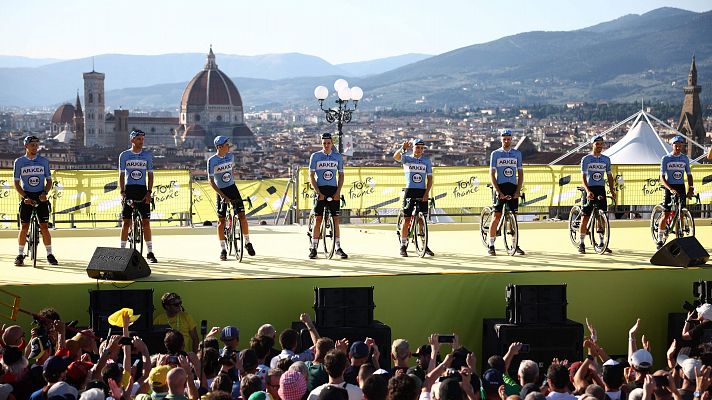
[580,154,612,187]
[660,153,691,185]
[119,149,153,186]
[13,155,51,193]
[309,150,343,187]
[400,154,432,189]
[207,153,235,189]
[490,148,523,185]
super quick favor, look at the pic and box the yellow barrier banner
[191,178,291,223]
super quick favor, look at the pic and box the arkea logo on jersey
[404,164,427,173]
[496,158,518,167]
[587,163,606,172]
[28,176,40,187]
[126,160,147,169]
[316,160,339,170]
[667,162,686,170]
[21,166,45,176]
[323,170,334,181]
[215,162,233,174]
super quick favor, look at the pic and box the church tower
[83,68,106,147]
[677,56,706,158]
[72,91,84,147]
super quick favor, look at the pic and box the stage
[1,221,711,367]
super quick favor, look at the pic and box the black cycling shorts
[662,184,687,212]
[216,184,245,218]
[313,186,340,217]
[402,188,428,217]
[493,183,519,213]
[122,185,151,219]
[582,186,607,216]
[19,191,50,223]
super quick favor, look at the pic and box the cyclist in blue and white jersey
[578,135,616,254]
[393,138,434,257]
[118,129,157,263]
[308,132,347,259]
[208,135,256,260]
[13,136,58,266]
[488,129,525,256]
[657,135,694,249]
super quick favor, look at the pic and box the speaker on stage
[650,237,709,267]
[86,247,151,280]
[89,289,154,338]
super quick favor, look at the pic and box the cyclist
[208,135,256,260]
[308,132,347,259]
[488,129,525,256]
[578,135,616,254]
[118,129,157,263]
[393,138,434,257]
[656,135,694,250]
[13,136,58,266]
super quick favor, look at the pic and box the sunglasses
[167,301,182,307]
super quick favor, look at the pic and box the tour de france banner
[0,169,291,229]
[296,164,712,211]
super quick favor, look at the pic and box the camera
[683,300,701,313]
[438,335,455,343]
[439,368,462,382]
[520,344,530,353]
[218,348,237,365]
[200,320,208,336]
[653,375,669,387]
[119,337,134,346]
[167,355,179,365]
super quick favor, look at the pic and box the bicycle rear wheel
[680,209,695,238]
[321,212,336,259]
[502,212,518,256]
[413,212,429,257]
[650,204,666,243]
[568,206,583,247]
[225,214,234,255]
[233,216,244,262]
[591,210,610,255]
[479,207,493,248]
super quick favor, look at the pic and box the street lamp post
[314,79,364,153]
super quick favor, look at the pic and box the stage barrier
[296,165,712,212]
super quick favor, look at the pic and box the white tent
[603,118,671,164]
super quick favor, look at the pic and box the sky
[1,0,709,64]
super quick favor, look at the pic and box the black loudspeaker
[294,321,391,369]
[650,237,709,267]
[313,287,375,328]
[482,318,583,377]
[506,284,567,324]
[89,289,154,338]
[87,247,151,280]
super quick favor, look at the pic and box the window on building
[216,115,222,122]
[195,114,201,122]
[88,93,93,103]
[151,127,156,133]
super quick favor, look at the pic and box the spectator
[344,341,371,386]
[517,361,539,388]
[66,361,92,392]
[362,374,387,400]
[289,362,309,384]
[252,335,276,382]
[306,338,333,392]
[279,370,308,400]
[308,350,363,400]
[211,372,234,394]
[390,340,410,376]
[242,349,260,376]
[257,325,280,361]
[437,377,463,400]
[318,385,349,400]
[407,345,431,383]
[545,364,576,400]
[205,391,232,400]
[482,368,505,400]
[682,304,712,342]
[167,367,190,400]
[221,326,240,352]
[29,356,69,400]
[675,352,701,400]
[242,374,264,400]
[267,368,284,400]
[601,360,626,400]
[388,374,418,400]
[357,364,377,389]
[272,314,320,369]
[79,387,105,400]
[148,365,171,398]
[153,293,199,353]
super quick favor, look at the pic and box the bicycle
[222,199,244,262]
[395,197,432,258]
[307,195,345,260]
[568,186,614,254]
[479,184,524,256]
[650,192,699,246]
[23,200,43,268]
[124,198,154,254]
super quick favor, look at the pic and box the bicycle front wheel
[568,206,583,247]
[414,212,429,257]
[591,210,610,255]
[396,211,405,246]
[680,209,695,238]
[650,204,666,243]
[225,214,234,255]
[321,213,336,259]
[132,213,144,254]
[479,207,493,248]
[30,218,39,267]
[502,212,519,256]
[307,213,316,244]
[234,216,244,262]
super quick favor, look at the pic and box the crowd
[2,292,712,400]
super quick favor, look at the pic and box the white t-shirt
[308,382,363,400]
[547,391,578,400]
